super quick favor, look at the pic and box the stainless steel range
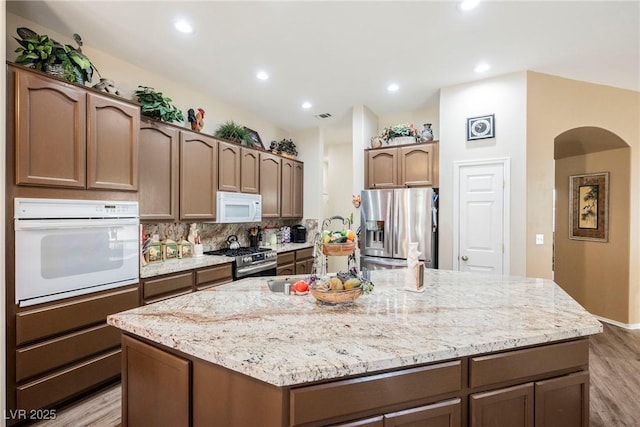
[204,247,277,279]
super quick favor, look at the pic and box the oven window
[41,229,124,278]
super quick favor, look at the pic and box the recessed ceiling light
[256,71,269,80]
[174,20,193,34]
[459,0,481,11]
[387,83,399,92]
[302,102,312,109]
[474,63,491,73]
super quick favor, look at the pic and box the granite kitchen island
[107,269,602,427]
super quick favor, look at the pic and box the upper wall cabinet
[217,142,260,194]
[281,159,303,218]
[365,141,439,189]
[259,152,281,218]
[139,119,179,220]
[180,130,218,221]
[13,66,139,191]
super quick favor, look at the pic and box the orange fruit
[346,230,356,240]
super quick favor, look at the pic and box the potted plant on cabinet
[134,86,185,123]
[214,120,251,145]
[381,123,418,145]
[13,27,98,84]
[269,138,298,158]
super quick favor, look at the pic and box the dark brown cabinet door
[180,131,218,220]
[14,68,87,188]
[260,152,281,218]
[218,141,241,192]
[123,336,190,427]
[366,148,398,188]
[281,159,294,217]
[87,93,139,190]
[277,264,295,276]
[293,160,304,217]
[385,399,461,427]
[139,120,179,220]
[400,143,437,187]
[240,148,260,194]
[535,372,589,427]
[470,383,534,427]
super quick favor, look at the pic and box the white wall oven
[14,198,139,307]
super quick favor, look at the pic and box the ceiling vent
[315,113,332,119]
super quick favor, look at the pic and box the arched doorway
[554,126,631,325]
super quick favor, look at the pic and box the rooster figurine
[187,108,205,132]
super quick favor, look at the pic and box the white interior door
[455,160,508,274]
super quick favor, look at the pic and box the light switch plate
[536,234,544,245]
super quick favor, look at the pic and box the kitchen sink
[266,279,295,293]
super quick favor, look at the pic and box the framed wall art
[244,127,264,150]
[467,114,495,141]
[569,172,609,242]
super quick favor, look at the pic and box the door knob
[461,255,469,261]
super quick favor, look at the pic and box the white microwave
[216,191,262,223]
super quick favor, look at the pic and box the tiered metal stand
[311,216,356,278]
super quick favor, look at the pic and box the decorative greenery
[134,86,185,123]
[269,138,298,156]
[214,121,251,145]
[381,123,417,143]
[13,27,97,84]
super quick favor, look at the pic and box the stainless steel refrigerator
[360,188,438,270]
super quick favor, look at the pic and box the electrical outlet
[536,234,544,245]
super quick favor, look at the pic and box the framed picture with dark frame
[244,127,264,150]
[569,172,609,242]
[467,114,495,141]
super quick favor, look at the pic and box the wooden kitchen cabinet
[87,92,139,190]
[260,152,281,218]
[240,147,260,194]
[122,335,190,427]
[281,159,304,218]
[365,141,438,189]
[470,383,534,427]
[13,66,139,191]
[195,264,233,290]
[139,119,179,220]
[12,287,138,417]
[218,142,260,194]
[295,247,314,275]
[277,251,296,276]
[384,399,461,427]
[180,131,218,220]
[293,161,304,217]
[534,371,589,427]
[218,141,241,192]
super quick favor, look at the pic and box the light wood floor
[33,323,640,427]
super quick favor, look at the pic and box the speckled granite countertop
[140,255,234,278]
[108,269,602,387]
[140,243,314,278]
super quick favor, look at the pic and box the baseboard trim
[592,315,640,330]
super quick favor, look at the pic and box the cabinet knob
[461,255,469,261]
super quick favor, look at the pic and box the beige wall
[439,72,528,274]
[555,148,630,322]
[5,13,289,144]
[527,71,640,324]
[326,143,355,272]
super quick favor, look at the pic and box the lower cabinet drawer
[277,251,295,266]
[143,272,193,300]
[16,349,121,412]
[290,361,461,425]
[16,323,121,382]
[16,287,139,346]
[196,263,233,290]
[295,247,314,260]
[469,339,588,388]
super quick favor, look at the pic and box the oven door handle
[235,261,277,276]
[14,218,139,230]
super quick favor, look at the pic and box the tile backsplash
[142,218,318,251]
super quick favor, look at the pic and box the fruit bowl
[310,287,363,305]
[322,241,355,256]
